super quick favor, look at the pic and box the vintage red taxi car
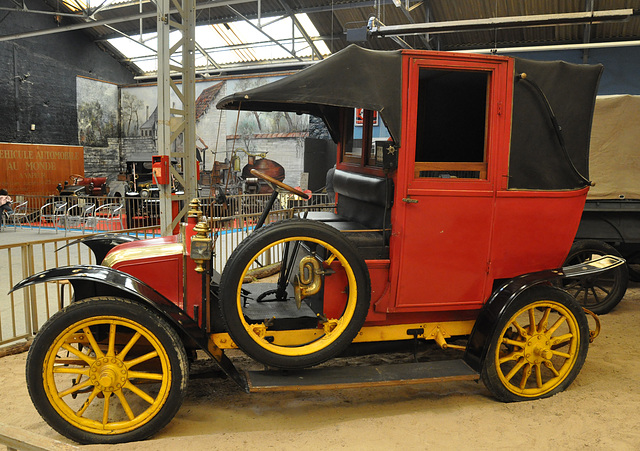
[12,46,623,444]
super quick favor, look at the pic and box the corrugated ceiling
[25,0,640,74]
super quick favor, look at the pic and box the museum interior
[1,1,640,449]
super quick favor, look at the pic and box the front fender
[11,265,248,390]
[56,234,139,264]
[11,265,207,351]
[463,254,625,371]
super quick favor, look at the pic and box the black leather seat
[306,169,393,260]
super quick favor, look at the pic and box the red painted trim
[498,186,590,198]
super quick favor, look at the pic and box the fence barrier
[4,192,330,231]
[0,192,331,346]
[0,227,161,347]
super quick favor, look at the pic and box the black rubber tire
[627,257,640,283]
[219,218,371,369]
[26,297,189,445]
[562,240,629,314]
[481,286,589,402]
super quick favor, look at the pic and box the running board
[246,359,479,392]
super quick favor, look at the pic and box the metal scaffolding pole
[157,0,197,235]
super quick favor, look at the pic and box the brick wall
[84,139,120,177]
[0,4,134,145]
[83,138,125,193]
[121,137,156,161]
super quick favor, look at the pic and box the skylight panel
[196,14,331,66]
[107,12,330,74]
[109,33,156,59]
[61,0,86,12]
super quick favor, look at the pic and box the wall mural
[224,77,310,187]
[226,77,309,138]
[120,86,158,138]
[76,77,119,147]
[119,79,228,169]
[76,74,313,190]
[119,76,311,187]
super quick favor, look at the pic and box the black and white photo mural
[75,72,314,190]
[224,76,309,188]
[118,75,311,188]
[76,77,119,147]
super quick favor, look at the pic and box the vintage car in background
[56,174,109,197]
[123,172,161,228]
[12,46,623,444]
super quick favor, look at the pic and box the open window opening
[414,69,489,179]
[340,108,392,168]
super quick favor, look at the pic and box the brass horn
[293,256,323,309]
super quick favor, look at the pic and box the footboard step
[246,359,479,392]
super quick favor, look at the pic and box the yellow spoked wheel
[219,219,371,369]
[481,286,589,402]
[26,298,188,445]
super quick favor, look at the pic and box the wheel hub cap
[524,334,552,365]
[90,357,128,392]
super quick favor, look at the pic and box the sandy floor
[1,284,639,451]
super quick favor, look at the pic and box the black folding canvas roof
[510,58,603,190]
[217,45,403,143]
[217,45,603,191]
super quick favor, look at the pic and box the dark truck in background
[563,95,640,313]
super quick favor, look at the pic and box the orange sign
[0,143,84,196]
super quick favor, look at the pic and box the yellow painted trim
[207,335,226,357]
[102,242,184,267]
[211,320,475,350]
[235,236,359,357]
[353,320,475,343]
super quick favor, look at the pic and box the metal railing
[9,192,331,232]
[0,227,160,347]
[0,192,331,346]
[10,194,155,233]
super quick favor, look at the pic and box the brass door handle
[402,197,418,204]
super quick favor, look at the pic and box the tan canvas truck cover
[588,95,640,199]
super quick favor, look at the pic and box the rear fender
[463,254,624,371]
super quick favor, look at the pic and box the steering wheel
[250,169,310,200]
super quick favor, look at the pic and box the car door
[391,54,512,312]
